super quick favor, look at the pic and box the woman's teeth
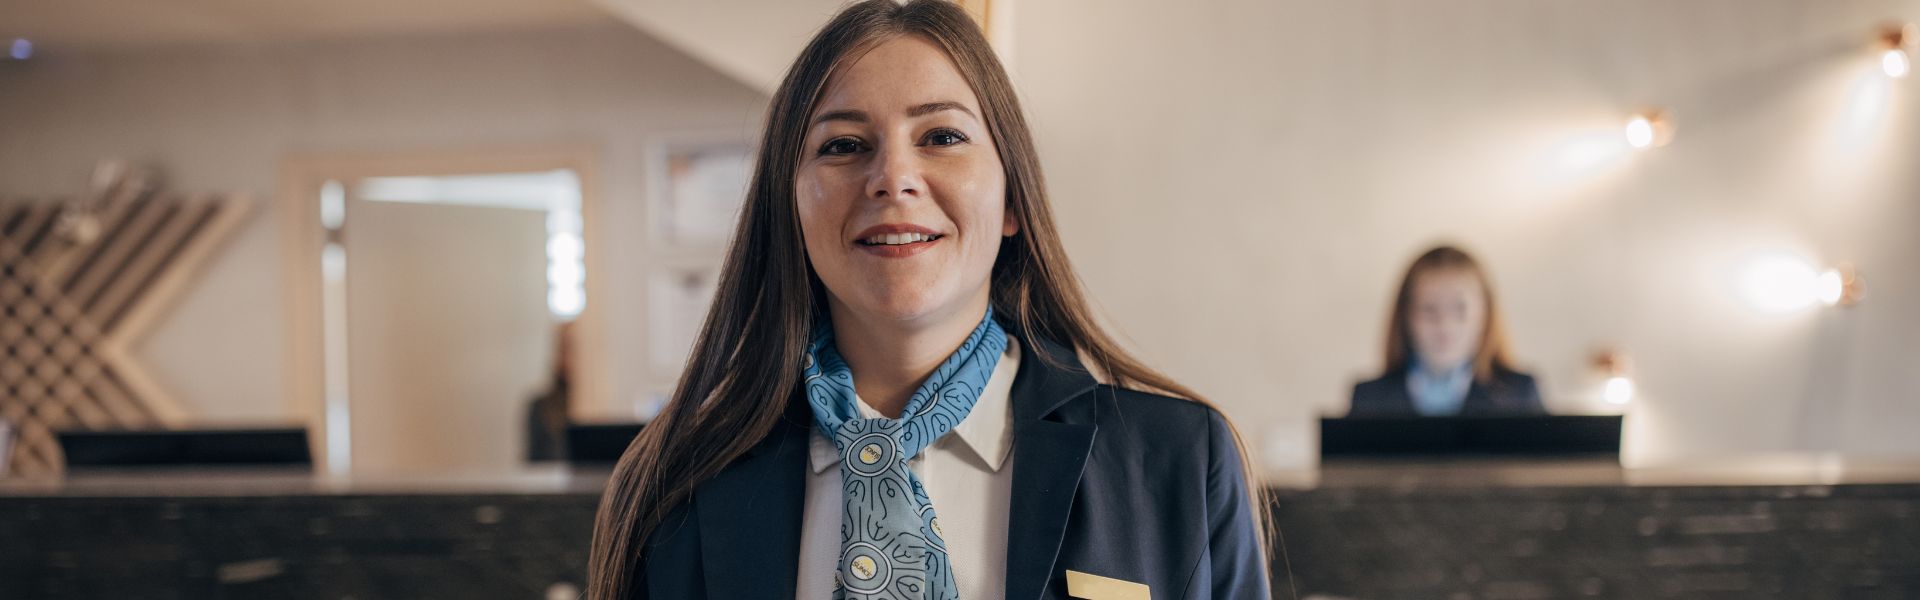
[861,233,940,245]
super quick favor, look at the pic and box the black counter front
[5,460,1918,599]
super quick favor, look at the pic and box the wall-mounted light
[1591,349,1634,407]
[6,39,29,61]
[1880,22,1916,79]
[1624,109,1674,150]
[1738,254,1865,313]
[1815,263,1866,308]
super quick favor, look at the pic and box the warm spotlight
[1815,269,1845,306]
[1624,109,1673,150]
[1886,49,1912,78]
[1739,256,1864,313]
[1604,376,1636,406]
[1882,22,1917,79]
[1591,349,1634,407]
[1817,264,1866,307]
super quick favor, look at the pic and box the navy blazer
[1347,367,1545,418]
[632,332,1272,600]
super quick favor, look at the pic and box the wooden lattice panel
[0,188,249,477]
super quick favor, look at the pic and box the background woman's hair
[587,2,1277,598]
[1381,244,1517,381]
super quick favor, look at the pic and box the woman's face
[796,35,1015,328]
[1407,268,1487,371]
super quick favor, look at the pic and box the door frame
[278,144,606,473]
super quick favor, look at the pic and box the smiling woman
[586,2,1276,599]
[797,34,1019,418]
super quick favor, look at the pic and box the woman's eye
[820,138,865,156]
[924,129,969,146]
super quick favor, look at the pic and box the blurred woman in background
[1350,245,1545,418]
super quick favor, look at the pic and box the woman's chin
[841,289,974,326]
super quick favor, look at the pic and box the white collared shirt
[795,337,1022,600]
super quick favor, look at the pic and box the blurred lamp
[1603,376,1635,406]
[1881,23,1916,79]
[1739,255,1864,313]
[1816,263,1866,307]
[1625,109,1674,150]
[1591,349,1634,406]
[7,39,29,61]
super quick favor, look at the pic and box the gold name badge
[1065,569,1151,600]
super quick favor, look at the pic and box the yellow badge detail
[850,556,877,580]
[931,517,943,537]
[1065,569,1150,600]
[858,443,883,465]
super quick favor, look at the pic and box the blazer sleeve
[1196,407,1274,600]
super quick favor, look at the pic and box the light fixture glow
[1815,269,1845,306]
[1884,49,1912,78]
[1882,22,1917,79]
[1591,349,1634,409]
[1624,109,1673,150]
[1624,117,1655,149]
[1603,376,1635,406]
[1738,254,1833,314]
[7,39,30,61]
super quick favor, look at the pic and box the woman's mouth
[854,230,944,258]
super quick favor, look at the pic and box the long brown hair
[587,2,1277,598]
[1382,244,1517,382]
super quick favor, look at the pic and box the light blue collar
[1406,356,1473,416]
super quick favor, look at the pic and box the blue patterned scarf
[803,308,1008,600]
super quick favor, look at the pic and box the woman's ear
[1002,205,1020,237]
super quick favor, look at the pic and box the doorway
[279,148,603,475]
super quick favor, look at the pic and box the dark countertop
[0,465,612,497]
[6,456,1919,599]
[4,453,1919,497]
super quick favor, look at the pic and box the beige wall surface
[1013,0,1920,471]
[0,22,770,425]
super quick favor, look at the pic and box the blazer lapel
[694,396,812,599]
[1004,332,1101,600]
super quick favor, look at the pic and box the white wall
[1011,0,1920,470]
[0,22,769,423]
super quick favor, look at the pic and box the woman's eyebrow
[906,101,974,118]
[812,101,976,126]
[814,109,868,126]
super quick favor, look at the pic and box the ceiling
[585,0,847,94]
[0,0,990,95]
[0,0,620,47]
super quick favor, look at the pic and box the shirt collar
[808,336,1022,474]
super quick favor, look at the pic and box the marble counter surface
[7,456,1918,599]
[7,453,1919,497]
[0,465,612,497]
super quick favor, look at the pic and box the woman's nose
[866,144,926,201]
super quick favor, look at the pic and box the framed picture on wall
[647,266,720,375]
[649,138,753,249]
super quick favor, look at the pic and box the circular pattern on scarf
[845,431,898,477]
[918,503,948,553]
[838,542,894,594]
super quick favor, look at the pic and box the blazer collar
[1005,325,1101,422]
[1001,327,1102,600]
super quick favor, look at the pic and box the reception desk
[5,457,1918,599]
[1272,456,1920,599]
